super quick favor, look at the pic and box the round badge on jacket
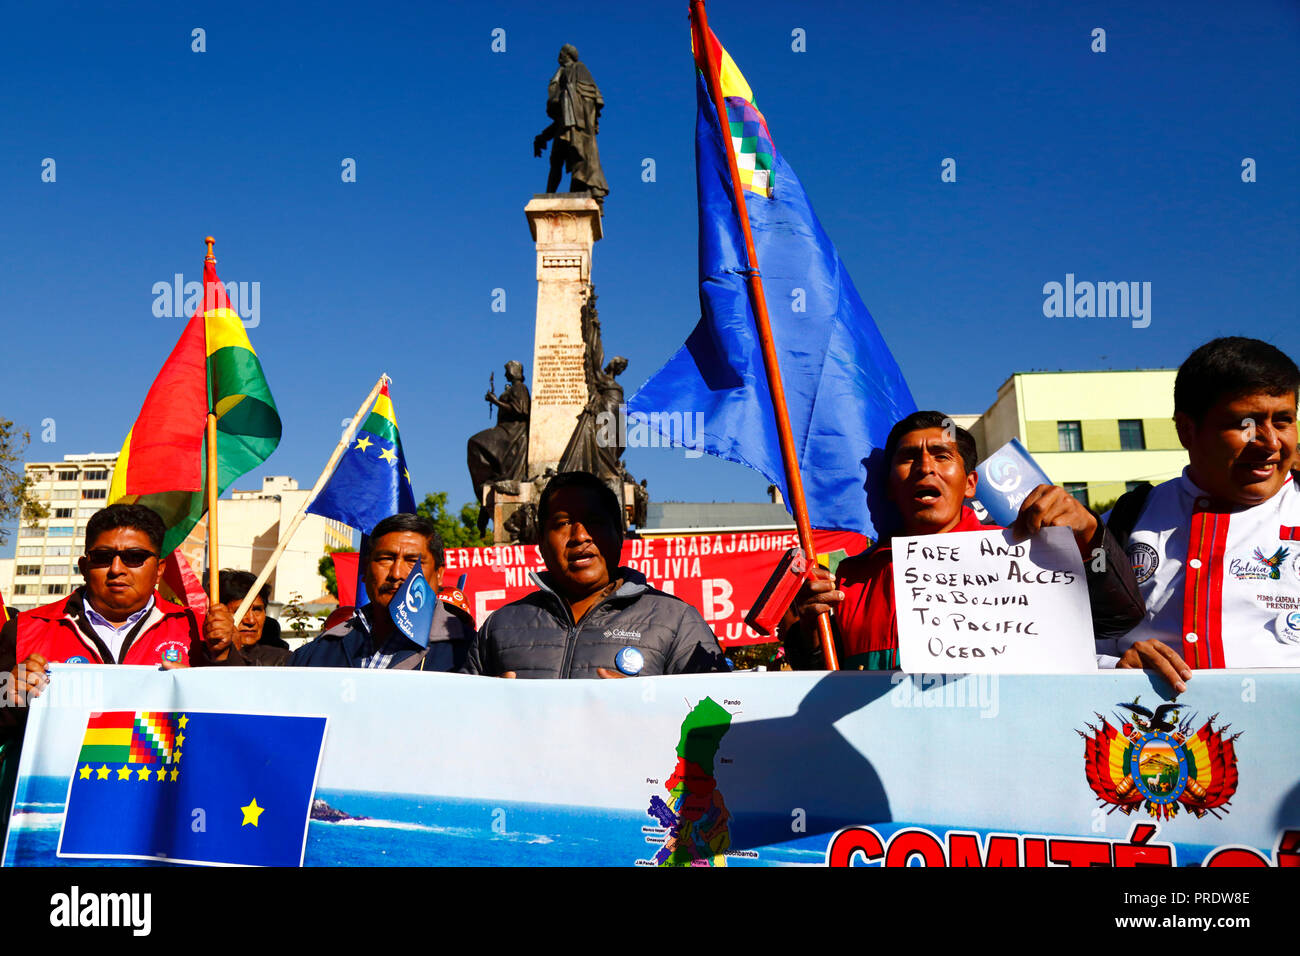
[615,646,644,676]
[1276,610,1300,646]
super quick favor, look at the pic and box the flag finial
[204,236,216,263]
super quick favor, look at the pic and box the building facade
[7,455,350,615]
[9,453,118,614]
[961,370,1186,510]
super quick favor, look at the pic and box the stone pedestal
[524,194,603,475]
[485,482,537,546]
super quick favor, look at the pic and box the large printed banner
[5,665,1299,867]
[446,530,867,646]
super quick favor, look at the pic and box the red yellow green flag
[109,254,280,555]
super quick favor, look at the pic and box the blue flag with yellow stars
[59,711,327,866]
[308,380,417,535]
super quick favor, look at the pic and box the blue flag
[389,561,434,649]
[59,711,327,866]
[628,45,915,539]
[308,381,417,535]
[972,438,1053,527]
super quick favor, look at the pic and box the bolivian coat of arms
[1077,698,1241,821]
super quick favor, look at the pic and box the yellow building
[959,370,1186,510]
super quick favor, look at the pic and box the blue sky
[1,0,1297,554]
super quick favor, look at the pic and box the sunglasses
[84,548,158,568]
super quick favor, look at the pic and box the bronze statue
[467,361,530,502]
[559,355,627,478]
[533,44,609,205]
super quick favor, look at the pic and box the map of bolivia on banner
[59,711,327,866]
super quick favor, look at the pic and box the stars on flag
[351,431,405,466]
[241,798,265,827]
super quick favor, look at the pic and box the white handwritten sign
[892,526,1097,674]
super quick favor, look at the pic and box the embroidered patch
[1127,542,1159,584]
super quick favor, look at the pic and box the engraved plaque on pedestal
[524,195,603,474]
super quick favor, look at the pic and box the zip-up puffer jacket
[461,567,727,679]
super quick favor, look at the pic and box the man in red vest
[789,410,1143,669]
[1,504,201,729]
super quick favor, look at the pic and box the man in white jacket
[1105,337,1300,690]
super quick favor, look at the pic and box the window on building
[1119,420,1145,451]
[12,585,29,596]
[46,546,72,556]
[53,507,74,518]
[50,489,77,500]
[57,470,78,480]
[18,526,42,538]
[41,584,67,596]
[17,546,40,556]
[84,470,109,481]
[1057,421,1083,452]
[42,564,71,577]
[79,505,99,516]
[16,565,41,576]
[1064,482,1089,506]
[81,488,107,500]
[47,526,76,537]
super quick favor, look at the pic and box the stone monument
[468,46,647,545]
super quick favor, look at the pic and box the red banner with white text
[444,529,866,646]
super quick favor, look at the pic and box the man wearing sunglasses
[1,504,202,726]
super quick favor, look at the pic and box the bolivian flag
[109,249,281,555]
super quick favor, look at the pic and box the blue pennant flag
[308,381,417,535]
[971,438,1053,527]
[59,711,327,866]
[628,39,915,539]
[389,560,434,649]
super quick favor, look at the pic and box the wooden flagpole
[690,2,839,670]
[204,236,221,607]
[228,374,389,626]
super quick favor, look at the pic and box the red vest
[16,588,201,667]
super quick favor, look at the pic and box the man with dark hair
[287,513,473,670]
[1105,337,1300,680]
[196,569,289,667]
[791,410,1144,669]
[1,504,202,729]
[462,470,727,678]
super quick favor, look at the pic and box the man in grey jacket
[461,471,727,679]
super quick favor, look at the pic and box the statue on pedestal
[467,361,530,504]
[533,44,609,205]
